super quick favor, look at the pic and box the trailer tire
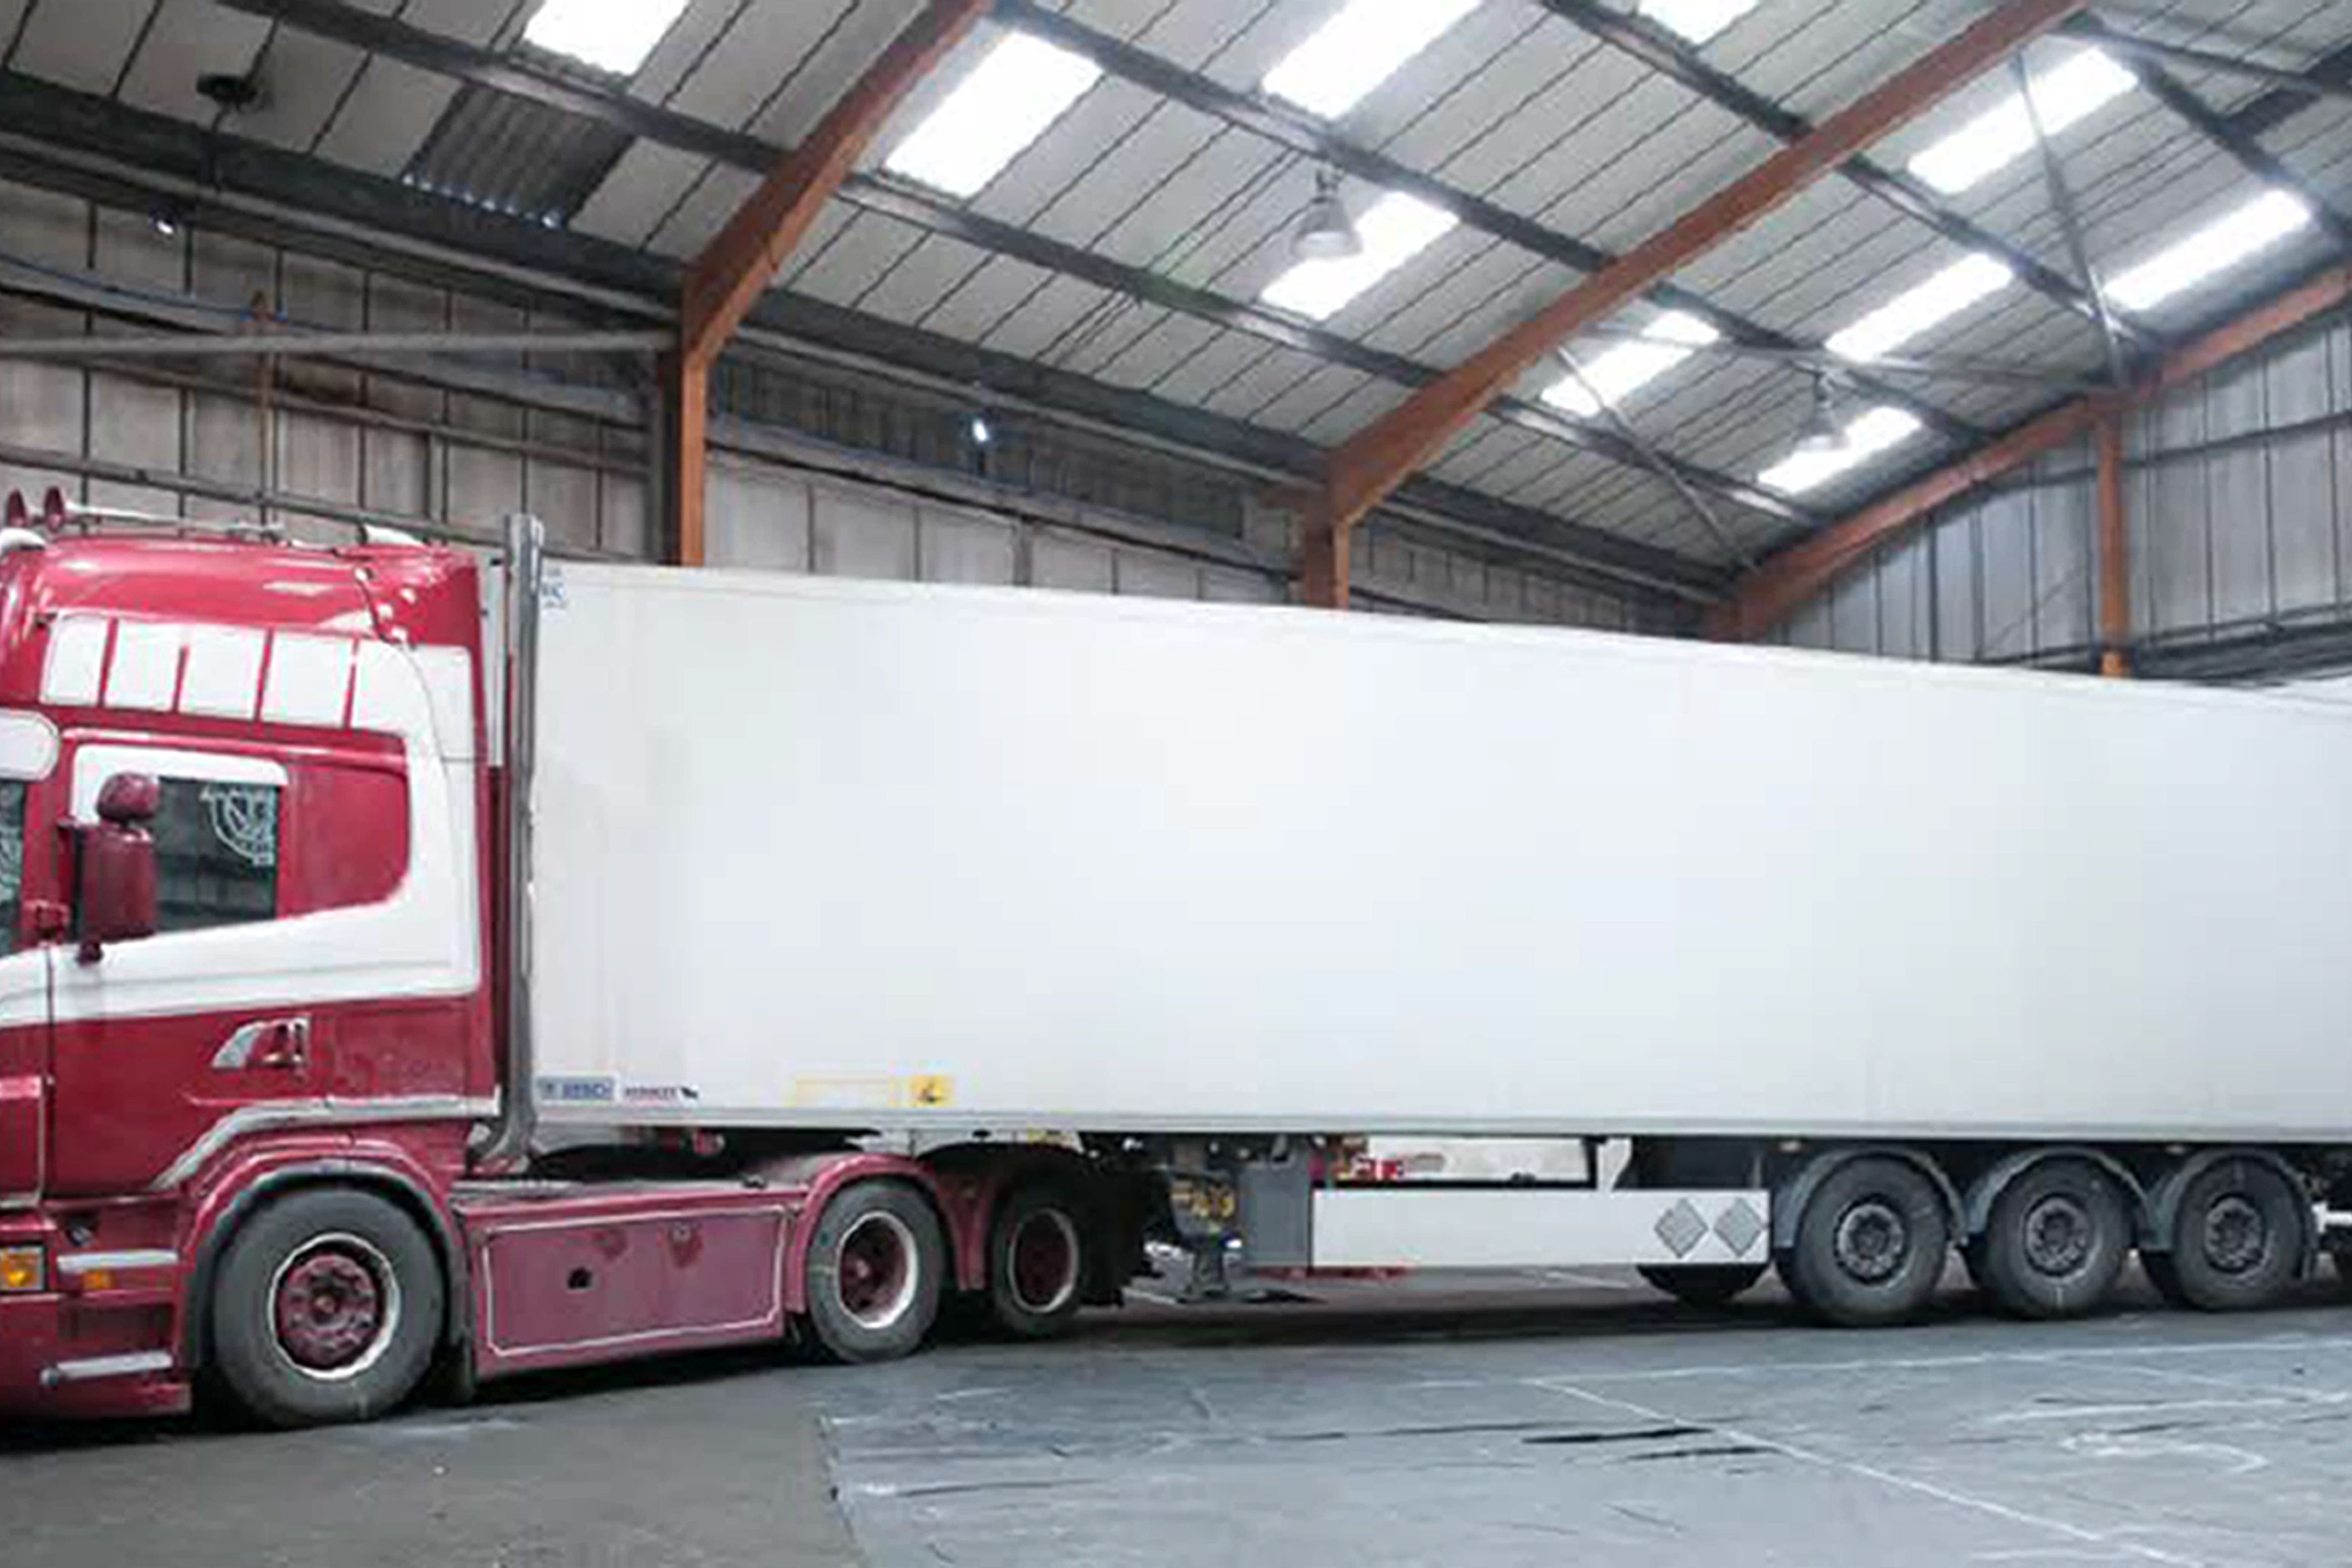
[804,1181,945,1364]
[2138,1249,2191,1308]
[988,1184,1089,1340]
[1781,1156,1949,1327]
[208,1188,444,1429]
[2164,1158,2304,1312]
[1977,1159,2129,1320]
[1637,1264,1765,1307]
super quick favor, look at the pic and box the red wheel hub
[273,1248,385,1373]
[1010,1210,1078,1315]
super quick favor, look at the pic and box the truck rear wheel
[1977,1159,2129,1319]
[1637,1264,1765,1307]
[1781,1156,1949,1327]
[988,1184,1089,1339]
[803,1181,945,1363]
[2163,1159,2304,1312]
[209,1188,444,1429]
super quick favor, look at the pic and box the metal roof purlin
[1538,0,2157,350]
[989,0,1982,446]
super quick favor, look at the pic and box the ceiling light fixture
[884,31,1102,198]
[523,0,693,76]
[1826,253,2014,362]
[1262,0,1480,120]
[1909,46,2136,195]
[1540,310,1721,417]
[1638,0,1760,44]
[2107,190,2313,313]
[1795,375,1845,454]
[1261,192,1457,320]
[1759,406,1925,495]
[1292,169,1363,261]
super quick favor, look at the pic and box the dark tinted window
[0,781,22,956]
[152,778,279,933]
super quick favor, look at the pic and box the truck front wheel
[988,1184,1089,1339]
[208,1188,445,1428]
[802,1181,945,1363]
[1781,1156,1949,1327]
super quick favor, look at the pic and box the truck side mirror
[77,773,160,964]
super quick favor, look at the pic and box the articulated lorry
[3,493,2348,1428]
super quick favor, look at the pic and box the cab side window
[152,778,279,933]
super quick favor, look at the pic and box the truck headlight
[0,1245,45,1293]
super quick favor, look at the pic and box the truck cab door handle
[211,1016,312,1072]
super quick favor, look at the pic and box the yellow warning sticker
[905,1074,954,1109]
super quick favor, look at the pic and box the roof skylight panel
[1262,0,1482,120]
[884,32,1102,198]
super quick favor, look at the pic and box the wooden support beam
[667,0,988,562]
[2095,416,2129,677]
[1709,261,2352,640]
[1310,0,2087,546]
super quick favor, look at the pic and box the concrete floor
[7,1266,2352,1567]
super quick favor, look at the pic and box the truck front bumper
[0,1226,190,1422]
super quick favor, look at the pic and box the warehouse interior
[7,0,2352,1563]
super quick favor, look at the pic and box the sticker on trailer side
[535,1075,615,1105]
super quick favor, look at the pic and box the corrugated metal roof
[12,0,2350,584]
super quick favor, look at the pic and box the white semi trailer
[528,553,2352,1331]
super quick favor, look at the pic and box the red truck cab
[0,520,498,1419]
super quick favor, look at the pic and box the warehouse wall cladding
[5,1,2352,1563]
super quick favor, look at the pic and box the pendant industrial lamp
[1292,169,1363,261]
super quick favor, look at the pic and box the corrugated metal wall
[1775,307,2352,673]
[0,175,1644,631]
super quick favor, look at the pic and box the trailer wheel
[1781,1156,1949,1327]
[1977,1159,2129,1320]
[2138,1249,2191,1308]
[209,1188,444,1429]
[2163,1159,2304,1312]
[1636,1264,1765,1308]
[804,1181,945,1364]
[988,1185,1089,1339]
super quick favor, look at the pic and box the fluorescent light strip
[1909,47,2136,195]
[523,0,692,76]
[2108,190,2313,312]
[1758,407,1925,496]
[1261,193,1458,320]
[1263,0,1480,120]
[1827,253,2014,362]
[1640,0,1760,44]
[1542,310,1721,417]
[884,32,1102,198]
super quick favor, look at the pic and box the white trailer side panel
[530,564,2352,1141]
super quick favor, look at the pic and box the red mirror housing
[79,774,161,963]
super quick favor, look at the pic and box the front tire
[1637,1264,1765,1307]
[209,1188,444,1429]
[1781,1156,1949,1327]
[2164,1158,2305,1312]
[1978,1160,2130,1320]
[803,1181,945,1364]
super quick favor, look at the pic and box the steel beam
[1708,259,2352,640]
[2069,15,2352,252]
[2013,51,2127,385]
[1538,0,2150,350]
[0,328,668,358]
[2086,29,2352,105]
[2226,36,2352,138]
[1317,0,2088,539]
[0,69,1727,603]
[208,0,1811,529]
[992,0,1979,447]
